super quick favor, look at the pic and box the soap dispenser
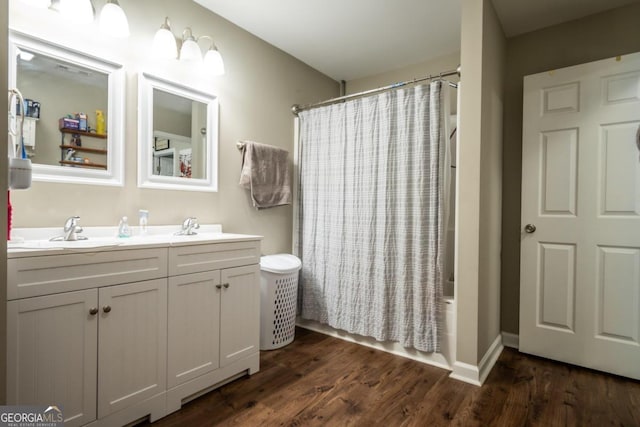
[118,216,131,238]
[138,209,149,235]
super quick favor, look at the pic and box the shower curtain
[296,81,450,352]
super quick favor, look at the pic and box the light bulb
[99,0,130,38]
[59,0,94,24]
[179,28,202,63]
[151,18,178,60]
[204,48,225,76]
[20,0,51,8]
[180,39,202,62]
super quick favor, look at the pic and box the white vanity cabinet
[97,279,167,419]
[7,248,168,427]
[165,241,260,415]
[8,289,98,427]
[219,265,261,366]
[7,234,261,427]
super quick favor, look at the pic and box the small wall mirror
[9,31,125,186]
[138,73,218,192]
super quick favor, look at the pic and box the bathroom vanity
[7,226,261,427]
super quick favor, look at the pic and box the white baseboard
[296,318,452,371]
[501,331,519,349]
[449,334,503,386]
[449,361,481,386]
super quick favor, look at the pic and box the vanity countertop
[7,224,263,258]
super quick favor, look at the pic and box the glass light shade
[21,0,51,8]
[99,1,130,38]
[203,48,225,76]
[151,28,178,59]
[59,0,94,23]
[179,38,203,63]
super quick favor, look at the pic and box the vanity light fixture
[151,17,225,76]
[179,28,202,62]
[151,17,178,60]
[200,36,225,76]
[99,0,130,38]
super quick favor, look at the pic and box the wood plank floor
[142,328,640,426]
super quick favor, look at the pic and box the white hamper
[260,254,302,350]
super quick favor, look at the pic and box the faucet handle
[64,215,80,232]
[181,217,193,230]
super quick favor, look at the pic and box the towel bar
[236,142,245,150]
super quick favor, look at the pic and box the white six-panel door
[520,52,640,380]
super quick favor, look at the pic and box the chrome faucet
[61,216,87,241]
[176,217,200,236]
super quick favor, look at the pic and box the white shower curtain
[296,81,450,352]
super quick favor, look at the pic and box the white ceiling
[194,0,639,82]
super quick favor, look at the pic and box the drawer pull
[223,283,230,289]
[89,307,98,315]
[103,305,112,313]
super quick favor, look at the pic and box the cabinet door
[220,265,260,367]
[7,289,98,427]
[167,271,221,388]
[97,279,167,418]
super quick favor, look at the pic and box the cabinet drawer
[8,248,168,300]
[169,240,260,276]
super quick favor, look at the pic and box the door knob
[102,305,112,313]
[524,224,537,233]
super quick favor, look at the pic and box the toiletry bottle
[118,216,131,238]
[138,210,149,236]
[96,110,106,135]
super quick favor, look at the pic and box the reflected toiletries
[96,110,106,135]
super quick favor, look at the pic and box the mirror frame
[8,30,125,187]
[137,72,219,192]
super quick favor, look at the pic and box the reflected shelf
[59,160,107,169]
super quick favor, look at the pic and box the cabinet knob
[223,283,230,289]
[215,284,222,289]
[102,305,112,313]
[89,307,98,315]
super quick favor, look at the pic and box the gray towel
[239,141,292,209]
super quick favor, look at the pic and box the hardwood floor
[143,328,640,426]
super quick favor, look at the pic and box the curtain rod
[292,65,460,115]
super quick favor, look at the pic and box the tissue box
[59,117,80,130]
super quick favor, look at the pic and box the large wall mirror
[8,31,125,186]
[138,73,218,192]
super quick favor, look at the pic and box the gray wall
[477,0,505,358]
[8,0,339,258]
[346,51,460,98]
[456,0,505,368]
[501,2,640,334]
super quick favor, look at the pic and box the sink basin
[8,238,124,250]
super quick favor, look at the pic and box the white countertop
[7,224,262,258]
